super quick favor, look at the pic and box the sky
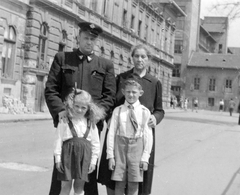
[200,0,240,47]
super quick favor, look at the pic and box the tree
[211,1,240,20]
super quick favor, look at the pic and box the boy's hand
[108,158,115,170]
[88,164,96,174]
[140,161,148,171]
[56,162,64,173]
[148,115,156,128]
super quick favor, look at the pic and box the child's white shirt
[54,117,100,165]
[107,100,153,163]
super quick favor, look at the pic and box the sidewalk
[0,112,52,123]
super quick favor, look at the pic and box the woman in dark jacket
[98,44,165,195]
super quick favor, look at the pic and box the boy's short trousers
[112,135,144,182]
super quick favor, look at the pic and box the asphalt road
[1,109,240,195]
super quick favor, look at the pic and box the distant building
[0,0,30,111]
[201,17,229,54]
[185,52,240,111]
[171,0,201,102]
[0,0,184,111]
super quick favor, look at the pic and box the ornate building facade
[0,0,184,112]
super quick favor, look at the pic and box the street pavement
[1,108,240,195]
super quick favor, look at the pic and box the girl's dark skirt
[57,137,92,182]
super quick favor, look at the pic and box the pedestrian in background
[193,97,198,112]
[107,76,153,195]
[219,99,224,112]
[98,44,165,195]
[229,98,235,116]
[45,22,116,195]
[173,97,177,109]
[54,89,104,195]
[184,98,188,111]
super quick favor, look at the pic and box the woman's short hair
[131,44,151,58]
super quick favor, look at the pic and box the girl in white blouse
[54,89,105,195]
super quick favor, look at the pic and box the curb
[0,117,52,123]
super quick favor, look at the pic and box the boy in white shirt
[107,75,153,195]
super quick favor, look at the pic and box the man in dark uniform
[45,22,116,195]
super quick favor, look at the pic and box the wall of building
[185,67,240,111]
[0,0,177,112]
[0,0,29,108]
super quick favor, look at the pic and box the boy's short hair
[122,73,142,90]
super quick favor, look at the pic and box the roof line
[170,0,187,17]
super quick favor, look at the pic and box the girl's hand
[56,162,64,173]
[88,164,96,174]
[140,161,148,171]
[108,158,115,170]
[148,115,156,128]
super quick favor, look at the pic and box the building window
[218,44,222,53]
[174,40,183,54]
[225,79,232,92]
[38,23,48,69]
[172,64,180,77]
[144,16,149,41]
[194,77,200,90]
[151,28,155,45]
[164,25,169,52]
[113,3,119,24]
[2,26,16,78]
[127,57,132,68]
[119,54,123,66]
[110,51,114,62]
[138,20,142,36]
[100,46,105,57]
[91,0,97,12]
[130,15,135,29]
[103,0,109,17]
[208,97,214,107]
[65,0,73,7]
[122,9,127,27]
[209,78,216,91]
[59,30,67,52]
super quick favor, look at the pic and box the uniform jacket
[45,50,116,128]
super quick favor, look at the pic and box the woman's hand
[140,161,148,171]
[148,115,156,128]
[88,164,96,174]
[56,162,64,173]
[108,158,115,170]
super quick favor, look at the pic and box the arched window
[2,25,16,78]
[38,23,48,69]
